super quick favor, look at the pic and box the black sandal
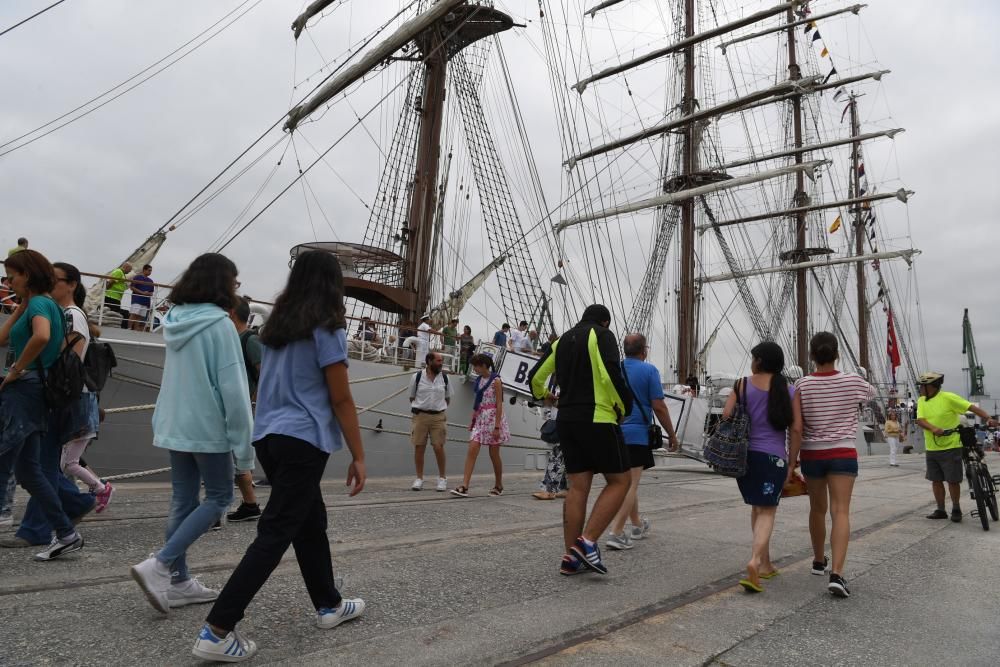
[489,486,504,497]
[450,486,470,498]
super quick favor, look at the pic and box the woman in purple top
[722,341,802,592]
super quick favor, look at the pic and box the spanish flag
[828,215,842,233]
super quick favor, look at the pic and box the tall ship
[7,0,925,477]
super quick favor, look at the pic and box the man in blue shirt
[129,264,155,331]
[607,333,678,551]
[492,323,510,347]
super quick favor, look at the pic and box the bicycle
[941,426,999,531]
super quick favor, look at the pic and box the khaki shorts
[411,411,447,448]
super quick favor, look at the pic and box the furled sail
[426,255,507,329]
[84,231,168,317]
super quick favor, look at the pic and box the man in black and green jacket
[528,304,632,576]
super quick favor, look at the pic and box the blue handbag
[703,378,750,477]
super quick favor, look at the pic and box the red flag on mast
[886,308,901,383]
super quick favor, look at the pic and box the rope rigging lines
[0,0,266,159]
[0,0,70,39]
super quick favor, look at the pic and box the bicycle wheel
[972,467,990,531]
[981,466,999,521]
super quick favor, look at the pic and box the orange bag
[781,466,807,497]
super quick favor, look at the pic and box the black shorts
[557,421,630,475]
[626,443,655,470]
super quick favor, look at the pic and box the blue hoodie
[152,303,254,471]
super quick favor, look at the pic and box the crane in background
[962,308,987,399]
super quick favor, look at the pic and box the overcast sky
[1,0,998,405]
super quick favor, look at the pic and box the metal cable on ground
[103,404,156,414]
[0,0,69,39]
[103,467,172,482]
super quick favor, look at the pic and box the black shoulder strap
[410,370,422,401]
[621,362,651,423]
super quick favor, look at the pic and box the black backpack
[240,330,260,388]
[409,369,448,401]
[39,331,88,409]
[84,339,117,392]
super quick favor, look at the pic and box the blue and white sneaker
[569,536,608,575]
[191,625,257,662]
[559,553,586,576]
[316,598,366,629]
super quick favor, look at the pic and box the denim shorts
[801,456,859,479]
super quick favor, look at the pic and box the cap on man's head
[420,314,430,321]
[581,303,612,325]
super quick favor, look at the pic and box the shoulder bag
[621,363,664,450]
[703,377,750,477]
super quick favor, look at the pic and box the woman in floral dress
[451,353,509,497]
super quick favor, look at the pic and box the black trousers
[206,434,341,630]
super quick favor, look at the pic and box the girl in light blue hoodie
[131,253,254,615]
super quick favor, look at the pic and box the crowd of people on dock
[2,241,999,662]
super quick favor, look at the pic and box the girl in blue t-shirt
[0,249,81,561]
[192,250,367,663]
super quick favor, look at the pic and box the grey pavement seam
[498,504,930,667]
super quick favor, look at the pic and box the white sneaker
[168,577,220,608]
[411,478,424,491]
[0,514,12,529]
[34,532,84,561]
[131,555,172,613]
[436,478,448,492]
[316,598,366,629]
[192,625,257,662]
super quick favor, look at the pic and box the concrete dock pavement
[2,454,998,666]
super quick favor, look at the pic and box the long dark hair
[261,250,347,348]
[168,253,238,309]
[54,261,101,338]
[4,249,55,295]
[750,341,793,431]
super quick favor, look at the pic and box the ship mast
[677,0,697,383]
[787,5,809,369]
[403,30,449,324]
[850,94,870,372]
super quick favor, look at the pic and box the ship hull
[58,329,552,481]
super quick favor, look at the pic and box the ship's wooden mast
[677,0,697,383]
[787,6,809,370]
[403,31,448,324]
[850,95,870,372]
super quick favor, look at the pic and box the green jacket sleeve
[528,340,558,400]
[595,328,632,418]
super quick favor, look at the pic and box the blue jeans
[157,450,233,583]
[0,473,15,516]
[16,418,96,545]
[0,377,75,539]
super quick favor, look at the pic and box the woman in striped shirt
[794,332,875,598]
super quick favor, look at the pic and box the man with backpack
[226,299,263,523]
[409,351,450,491]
